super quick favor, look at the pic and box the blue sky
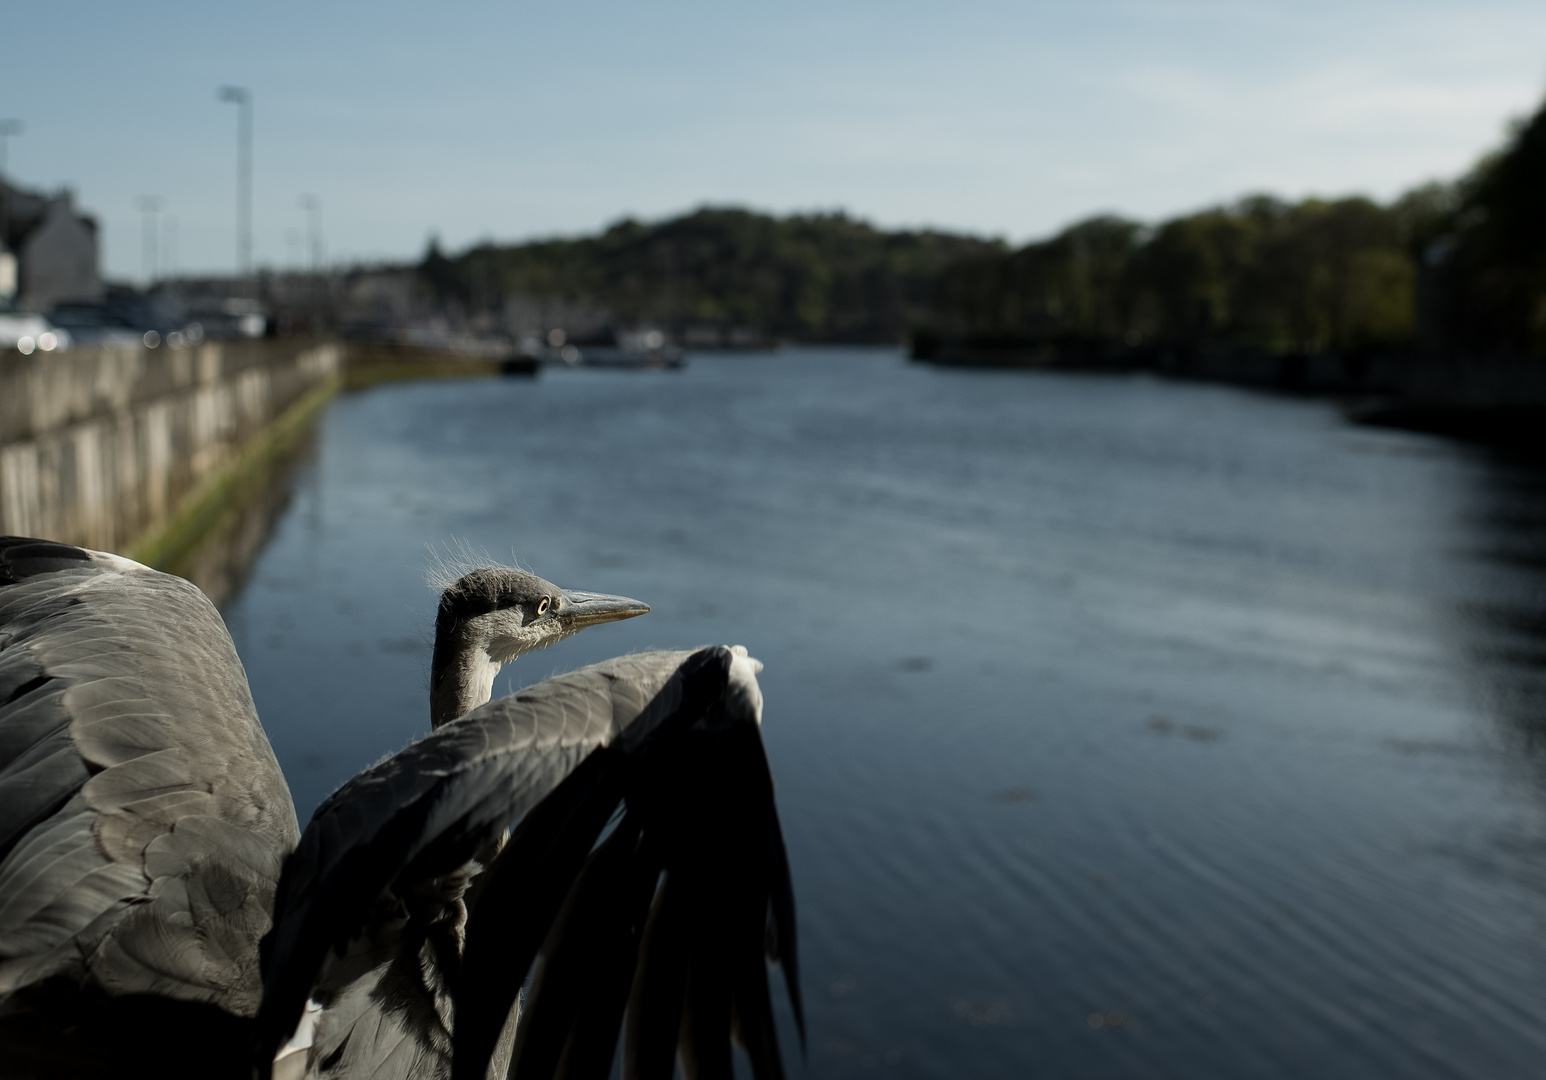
[4,0,1544,280]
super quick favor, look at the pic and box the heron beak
[557,590,650,629]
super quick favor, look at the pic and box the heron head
[436,566,650,663]
[431,566,649,726]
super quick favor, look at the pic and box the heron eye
[537,597,550,615]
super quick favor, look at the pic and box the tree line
[926,194,1435,359]
[427,92,1546,359]
[927,91,1544,361]
[424,209,997,342]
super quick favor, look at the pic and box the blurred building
[0,238,15,303]
[0,180,102,310]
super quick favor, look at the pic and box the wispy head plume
[423,538,527,593]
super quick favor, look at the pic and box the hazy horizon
[4,0,1543,282]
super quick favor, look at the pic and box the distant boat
[543,342,685,369]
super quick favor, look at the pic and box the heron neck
[430,644,500,729]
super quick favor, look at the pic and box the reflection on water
[164,427,320,610]
[1454,463,1546,808]
[214,349,1546,1078]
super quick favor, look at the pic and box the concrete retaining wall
[0,340,341,552]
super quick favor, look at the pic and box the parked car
[48,296,238,349]
[47,300,155,347]
[0,312,71,354]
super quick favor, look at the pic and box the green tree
[1429,100,1546,353]
[428,208,997,342]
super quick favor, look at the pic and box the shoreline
[911,336,1546,454]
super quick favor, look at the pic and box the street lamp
[162,216,178,280]
[137,196,164,286]
[217,87,252,281]
[0,119,21,179]
[0,120,21,248]
[298,194,321,272]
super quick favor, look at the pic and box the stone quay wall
[0,339,341,554]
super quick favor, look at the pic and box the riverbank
[0,339,528,601]
[912,335,1546,452]
[0,339,342,555]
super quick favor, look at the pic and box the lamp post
[137,196,164,286]
[0,119,21,179]
[162,216,178,280]
[217,87,252,282]
[0,120,21,249]
[298,194,321,272]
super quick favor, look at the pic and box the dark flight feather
[262,645,802,1080]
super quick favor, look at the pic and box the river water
[221,347,1546,1078]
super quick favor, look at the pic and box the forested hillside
[422,92,1545,359]
[925,93,1545,360]
[926,193,1442,356]
[425,208,999,342]
[1422,98,1546,355]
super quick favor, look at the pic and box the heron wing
[258,646,801,1080]
[0,536,299,1021]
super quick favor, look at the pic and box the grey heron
[428,561,655,728]
[0,536,802,1080]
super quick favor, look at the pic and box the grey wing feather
[257,650,704,1077]
[0,537,299,1018]
[259,645,801,1080]
[457,642,799,1080]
